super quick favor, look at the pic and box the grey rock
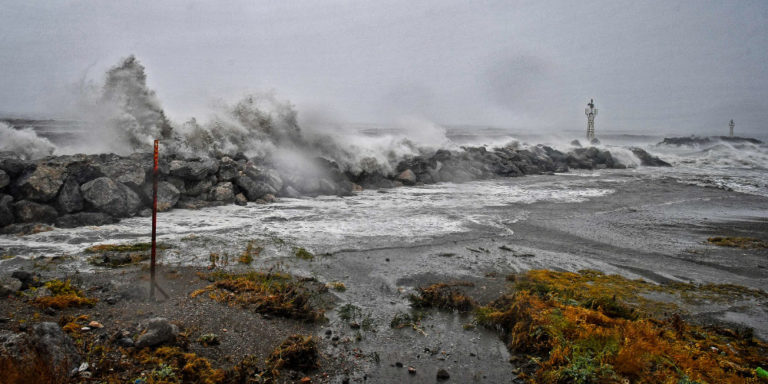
[31,322,82,375]
[235,175,276,201]
[142,181,180,212]
[55,212,117,228]
[396,169,416,185]
[184,178,214,197]
[0,194,14,226]
[629,147,672,167]
[93,155,146,188]
[0,152,35,177]
[234,193,248,206]
[115,337,134,347]
[169,158,219,181]
[437,369,450,380]
[216,156,240,181]
[81,177,143,217]
[55,177,84,213]
[176,197,211,210]
[14,164,67,202]
[11,271,42,291]
[0,169,9,189]
[13,200,58,223]
[135,317,179,348]
[210,182,234,202]
[165,176,186,194]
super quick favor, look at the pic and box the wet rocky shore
[0,144,667,233]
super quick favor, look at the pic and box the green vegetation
[191,270,325,321]
[32,279,97,309]
[409,281,476,312]
[708,236,768,249]
[473,270,768,384]
[265,335,318,377]
[293,247,314,260]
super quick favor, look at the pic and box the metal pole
[150,139,158,299]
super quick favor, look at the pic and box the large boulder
[93,154,147,188]
[0,194,13,227]
[0,170,9,190]
[209,182,235,202]
[142,181,180,212]
[135,317,179,348]
[81,177,143,217]
[169,158,219,181]
[13,200,58,223]
[184,177,214,197]
[235,175,276,201]
[216,156,241,181]
[0,152,35,178]
[13,164,67,202]
[629,148,672,167]
[55,177,84,214]
[396,169,417,185]
[0,323,81,384]
[55,212,118,228]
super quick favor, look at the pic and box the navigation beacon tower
[585,99,598,141]
[729,119,735,137]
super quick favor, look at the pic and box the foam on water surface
[0,177,614,266]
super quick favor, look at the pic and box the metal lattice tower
[729,119,735,137]
[585,99,598,141]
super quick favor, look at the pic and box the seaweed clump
[265,335,318,377]
[476,270,768,383]
[409,282,477,312]
[707,236,768,249]
[32,279,97,309]
[190,271,325,321]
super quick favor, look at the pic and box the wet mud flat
[2,173,768,383]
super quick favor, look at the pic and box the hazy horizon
[1,0,766,136]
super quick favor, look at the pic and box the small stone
[115,337,134,347]
[395,362,403,368]
[408,366,416,374]
[44,307,57,316]
[325,329,332,335]
[437,369,450,380]
[105,296,118,305]
[81,327,91,332]
[349,322,360,329]
[88,321,103,329]
[78,362,89,372]
[300,377,311,384]
[331,336,340,341]
[385,258,390,262]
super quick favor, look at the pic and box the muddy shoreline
[2,173,768,382]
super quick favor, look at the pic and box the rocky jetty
[0,145,668,231]
[659,136,763,146]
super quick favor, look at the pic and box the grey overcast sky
[0,0,766,135]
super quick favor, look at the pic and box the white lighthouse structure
[585,99,598,142]
[729,119,735,137]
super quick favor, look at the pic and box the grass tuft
[707,236,768,249]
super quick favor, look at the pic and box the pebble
[88,321,104,328]
[332,336,340,341]
[325,329,332,336]
[408,366,416,375]
[437,369,450,380]
[300,377,311,383]
[44,307,57,316]
[81,327,91,332]
[395,362,403,368]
